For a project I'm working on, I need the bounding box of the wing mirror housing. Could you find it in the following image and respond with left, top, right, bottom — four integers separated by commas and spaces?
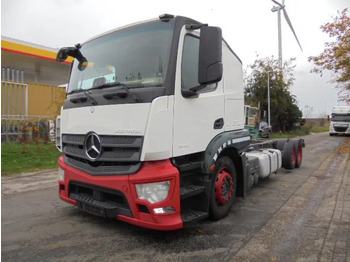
198, 26, 223, 86
56, 46, 87, 71
56, 47, 76, 62
187, 26, 223, 96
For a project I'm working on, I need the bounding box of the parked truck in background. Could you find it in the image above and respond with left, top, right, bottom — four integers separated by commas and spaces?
329, 106, 350, 136
56, 14, 304, 230
244, 105, 271, 138
244, 105, 259, 137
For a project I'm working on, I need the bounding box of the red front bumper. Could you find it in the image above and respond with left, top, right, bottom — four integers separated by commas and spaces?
58, 156, 183, 230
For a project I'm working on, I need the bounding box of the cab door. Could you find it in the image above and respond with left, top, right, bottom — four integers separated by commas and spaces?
173, 28, 224, 157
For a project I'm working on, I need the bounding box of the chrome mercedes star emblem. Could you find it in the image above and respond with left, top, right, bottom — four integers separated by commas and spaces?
84, 132, 102, 161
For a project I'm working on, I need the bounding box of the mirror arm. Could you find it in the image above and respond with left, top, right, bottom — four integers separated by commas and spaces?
181, 89, 199, 98
189, 84, 205, 92
74, 49, 86, 63
185, 23, 208, 30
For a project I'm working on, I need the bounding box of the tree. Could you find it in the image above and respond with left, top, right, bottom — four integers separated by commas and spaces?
308, 8, 350, 102
245, 56, 302, 132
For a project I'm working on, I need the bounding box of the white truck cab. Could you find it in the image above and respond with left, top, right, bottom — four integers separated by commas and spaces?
329, 106, 350, 136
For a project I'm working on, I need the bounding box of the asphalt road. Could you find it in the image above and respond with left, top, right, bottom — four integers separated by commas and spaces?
2, 133, 349, 262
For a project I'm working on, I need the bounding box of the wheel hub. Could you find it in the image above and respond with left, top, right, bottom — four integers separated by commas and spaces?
215, 169, 234, 205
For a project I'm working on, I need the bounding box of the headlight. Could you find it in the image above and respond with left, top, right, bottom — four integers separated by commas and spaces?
58, 167, 65, 181
135, 181, 171, 204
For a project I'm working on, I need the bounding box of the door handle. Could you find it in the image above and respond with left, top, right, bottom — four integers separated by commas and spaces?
214, 118, 224, 129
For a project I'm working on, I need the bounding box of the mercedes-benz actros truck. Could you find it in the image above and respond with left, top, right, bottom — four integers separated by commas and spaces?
56, 14, 304, 230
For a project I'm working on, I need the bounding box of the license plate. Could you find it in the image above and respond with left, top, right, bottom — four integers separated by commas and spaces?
81, 202, 106, 217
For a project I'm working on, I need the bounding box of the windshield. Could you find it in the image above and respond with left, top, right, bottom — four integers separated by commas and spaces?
331, 113, 350, 122
68, 20, 174, 93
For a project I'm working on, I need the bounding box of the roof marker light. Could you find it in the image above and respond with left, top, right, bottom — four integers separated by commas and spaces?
159, 14, 174, 22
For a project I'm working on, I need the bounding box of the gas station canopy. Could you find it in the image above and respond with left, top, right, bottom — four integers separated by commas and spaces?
1, 36, 72, 86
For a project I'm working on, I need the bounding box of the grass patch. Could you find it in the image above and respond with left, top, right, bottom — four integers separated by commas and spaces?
310, 125, 329, 133
270, 133, 295, 139
270, 125, 329, 139
1, 142, 62, 176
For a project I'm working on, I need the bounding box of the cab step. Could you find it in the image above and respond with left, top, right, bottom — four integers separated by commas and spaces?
176, 161, 203, 172
180, 185, 205, 200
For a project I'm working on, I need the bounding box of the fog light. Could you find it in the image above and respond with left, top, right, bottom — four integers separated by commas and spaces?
58, 168, 65, 181
135, 181, 170, 204
154, 207, 175, 214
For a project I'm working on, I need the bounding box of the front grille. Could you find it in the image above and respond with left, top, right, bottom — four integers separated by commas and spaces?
62, 134, 143, 175
334, 126, 348, 132
69, 181, 133, 218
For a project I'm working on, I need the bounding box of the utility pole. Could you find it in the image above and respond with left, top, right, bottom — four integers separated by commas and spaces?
267, 72, 271, 127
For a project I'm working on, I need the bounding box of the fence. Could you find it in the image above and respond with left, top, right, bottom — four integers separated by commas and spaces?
1, 115, 57, 143
1, 78, 62, 143
1, 81, 28, 116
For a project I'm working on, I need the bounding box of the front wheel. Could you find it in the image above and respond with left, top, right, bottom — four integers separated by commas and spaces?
294, 139, 303, 168
209, 156, 237, 221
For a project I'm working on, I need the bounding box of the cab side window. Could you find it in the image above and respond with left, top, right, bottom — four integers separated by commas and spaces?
181, 35, 216, 94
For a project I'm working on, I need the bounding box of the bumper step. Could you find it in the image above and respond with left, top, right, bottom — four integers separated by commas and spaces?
181, 209, 208, 223
70, 193, 133, 218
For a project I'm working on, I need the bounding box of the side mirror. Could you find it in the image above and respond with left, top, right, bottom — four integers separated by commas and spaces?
198, 26, 223, 85
56, 47, 76, 62
56, 46, 87, 71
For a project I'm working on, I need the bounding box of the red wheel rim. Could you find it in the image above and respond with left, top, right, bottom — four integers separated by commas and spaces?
298, 145, 302, 163
215, 168, 234, 206
292, 148, 297, 166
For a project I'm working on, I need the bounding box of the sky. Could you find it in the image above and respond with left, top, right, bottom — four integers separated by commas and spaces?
1, 0, 349, 117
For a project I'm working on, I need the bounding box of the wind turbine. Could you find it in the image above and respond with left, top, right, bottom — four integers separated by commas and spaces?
271, 0, 303, 69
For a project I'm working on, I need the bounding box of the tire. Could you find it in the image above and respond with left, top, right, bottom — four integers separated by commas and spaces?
253, 172, 259, 186
330, 133, 334, 136
276, 138, 288, 151
209, 156, 237, 221
293, 139, 303, 168
282, 141, 296, 170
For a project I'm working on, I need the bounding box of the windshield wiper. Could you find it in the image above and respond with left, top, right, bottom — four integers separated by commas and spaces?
67, 82, 122, 95
67, 88, 98, 105
90, 82, 143, 102
83, 90, 98, 105
67, 89, 84, 95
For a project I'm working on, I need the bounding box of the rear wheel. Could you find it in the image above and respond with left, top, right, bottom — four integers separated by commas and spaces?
209, 156, 237, 221
276, 138, 288, 151
282, 141, 296, 170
